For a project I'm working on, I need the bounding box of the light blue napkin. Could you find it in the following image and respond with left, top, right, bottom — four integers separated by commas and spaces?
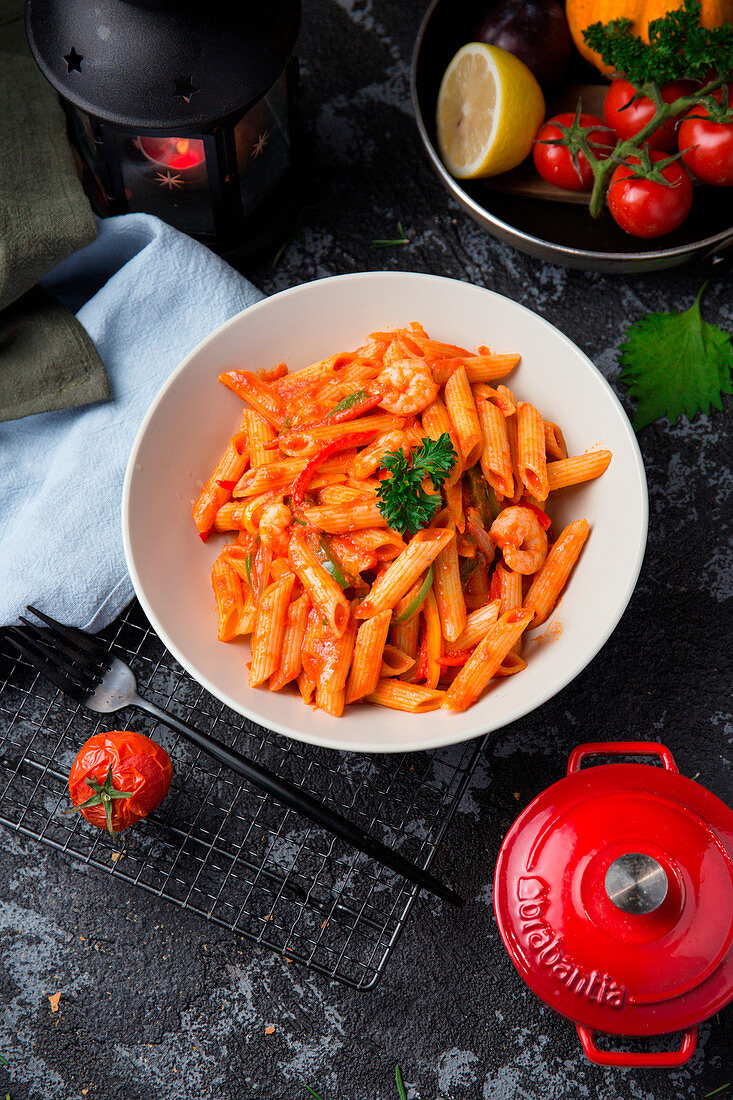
0, 214, 264, 631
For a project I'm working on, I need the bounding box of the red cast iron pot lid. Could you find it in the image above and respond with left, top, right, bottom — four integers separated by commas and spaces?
493, 742, 733, 1044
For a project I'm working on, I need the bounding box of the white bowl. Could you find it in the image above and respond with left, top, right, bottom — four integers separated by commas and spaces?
122, 272, 647, 754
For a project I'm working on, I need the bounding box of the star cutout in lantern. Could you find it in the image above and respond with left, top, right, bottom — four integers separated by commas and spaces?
155, 171, 185, 190
172, 76, 199, 104
251, 131, 270, 159
64, 47, 84, 73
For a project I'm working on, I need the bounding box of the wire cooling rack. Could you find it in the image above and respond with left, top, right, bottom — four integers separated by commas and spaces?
0, 600, 484, 990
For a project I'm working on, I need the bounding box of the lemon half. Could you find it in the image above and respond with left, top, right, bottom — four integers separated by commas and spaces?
436, 42, 545, 180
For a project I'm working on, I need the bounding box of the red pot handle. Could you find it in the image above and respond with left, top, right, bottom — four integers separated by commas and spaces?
567, 742, 678, 776
576, 1024, 697, 1068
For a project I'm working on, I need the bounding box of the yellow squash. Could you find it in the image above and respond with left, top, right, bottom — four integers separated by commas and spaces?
566, 0, 733, 76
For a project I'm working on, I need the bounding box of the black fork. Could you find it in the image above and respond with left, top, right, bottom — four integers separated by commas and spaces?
4, 607, 463, 907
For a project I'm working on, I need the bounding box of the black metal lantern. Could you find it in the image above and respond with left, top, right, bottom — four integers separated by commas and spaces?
26, 0, 301, 263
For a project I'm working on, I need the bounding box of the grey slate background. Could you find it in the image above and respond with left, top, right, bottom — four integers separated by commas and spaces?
1, 0, 732, 1097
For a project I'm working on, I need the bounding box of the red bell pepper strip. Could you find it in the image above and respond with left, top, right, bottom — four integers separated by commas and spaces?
522, 500, 551, 530
437, 648, 475, 667
414, 635, 429, 683
290, 430, 375, 505
217, 479, 238, 490
489, 567, 502, 602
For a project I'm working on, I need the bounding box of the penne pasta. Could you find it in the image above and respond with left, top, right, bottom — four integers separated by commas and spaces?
431, 353, 520, 387
380, 645, 415, 677
211, 554, 245, 642
355, 529, 454, 618
422, 588, 443, 690
192, 432, 249, 538
234, 453, 353, 498
219, 370, 286, 429
269, 593, 311, 691
444, 365, 483, 470
476, 396, 514, 500
278, 414, 403, 456
365, 680, 445, 712
288, 528, 351, 636
495, 652, 528, 676
523, 519, 590, 626
442, 608, 534, 711
297, 669, 316, 704
433, 523, 467, 643
242, 409, 278, 469
195, 323, 609, 718
546, 451, 612, 491
347, 430, 406, 480
516, 402, 549, 501
318, 484, 373, 505
346, 610, 392, 703
249, 572, 295, 686
302, 501, 387, 534
451, 599, 501, 650
473, 383, 516, 417
391, 617, 421, 683
316, 617, 358, 717
496, 561, 524, 656
421, 394, 461, 487
544, 420, 568, 461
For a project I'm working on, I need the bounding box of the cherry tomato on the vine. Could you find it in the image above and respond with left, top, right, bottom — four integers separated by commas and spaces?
533, 112, 615, 191
607, 151, 693, 238
604, 79, 696, 151
68, 730, 172, 834
679, 103, 733, 186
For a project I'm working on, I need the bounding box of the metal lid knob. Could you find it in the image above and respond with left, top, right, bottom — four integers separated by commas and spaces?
605, 853, 669, 915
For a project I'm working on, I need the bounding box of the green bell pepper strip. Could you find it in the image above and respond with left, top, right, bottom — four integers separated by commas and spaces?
459, 556, 479, 586
244, 552, 254, 589
326, 389, 370, 417
393, 564, 434, 625
467, 466, 501, 523
318, 536, 349, 590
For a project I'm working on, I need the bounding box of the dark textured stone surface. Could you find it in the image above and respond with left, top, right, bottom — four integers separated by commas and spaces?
1, 1, 732, 1097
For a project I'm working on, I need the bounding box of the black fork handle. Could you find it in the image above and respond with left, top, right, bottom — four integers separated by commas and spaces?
133, 694, 463, 908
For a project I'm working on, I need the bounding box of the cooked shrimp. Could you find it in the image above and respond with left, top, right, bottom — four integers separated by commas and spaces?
259, 501, 292, 557
371, 358, 438, 416
489, 506, 548, 575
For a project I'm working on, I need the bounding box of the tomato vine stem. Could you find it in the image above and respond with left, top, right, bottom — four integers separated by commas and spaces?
586, 74, 727, 218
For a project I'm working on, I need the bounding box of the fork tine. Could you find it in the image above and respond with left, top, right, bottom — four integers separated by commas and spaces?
9, 625, 101, 695
18, 616, 104, 677
26, 605, 108, 659
5, 629, 87, 703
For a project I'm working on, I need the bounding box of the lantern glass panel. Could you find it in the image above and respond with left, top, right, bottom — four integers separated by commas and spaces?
68, 107, 107, 201
115, 132, 215, 236
234, 73, 291, 217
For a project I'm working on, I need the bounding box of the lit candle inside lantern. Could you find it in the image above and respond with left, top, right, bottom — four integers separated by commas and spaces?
137, 136, 206, 170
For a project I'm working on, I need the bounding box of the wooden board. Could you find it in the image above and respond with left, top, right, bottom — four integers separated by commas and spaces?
484, 84, 608, 205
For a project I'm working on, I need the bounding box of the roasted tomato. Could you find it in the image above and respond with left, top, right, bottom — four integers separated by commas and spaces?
678, 102, 733, 186
604, 79, 696, 152
533, 111, 615, 191
68, 731, 172, 834
607, 151, 693, 238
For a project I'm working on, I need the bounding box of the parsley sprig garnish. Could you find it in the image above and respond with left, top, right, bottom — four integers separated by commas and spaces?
584, 0, 733, 85
563, 1, 733, 217
376, 433, 457, 536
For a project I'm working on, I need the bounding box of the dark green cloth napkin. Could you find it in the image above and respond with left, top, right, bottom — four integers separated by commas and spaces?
0, 3, 109, 421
